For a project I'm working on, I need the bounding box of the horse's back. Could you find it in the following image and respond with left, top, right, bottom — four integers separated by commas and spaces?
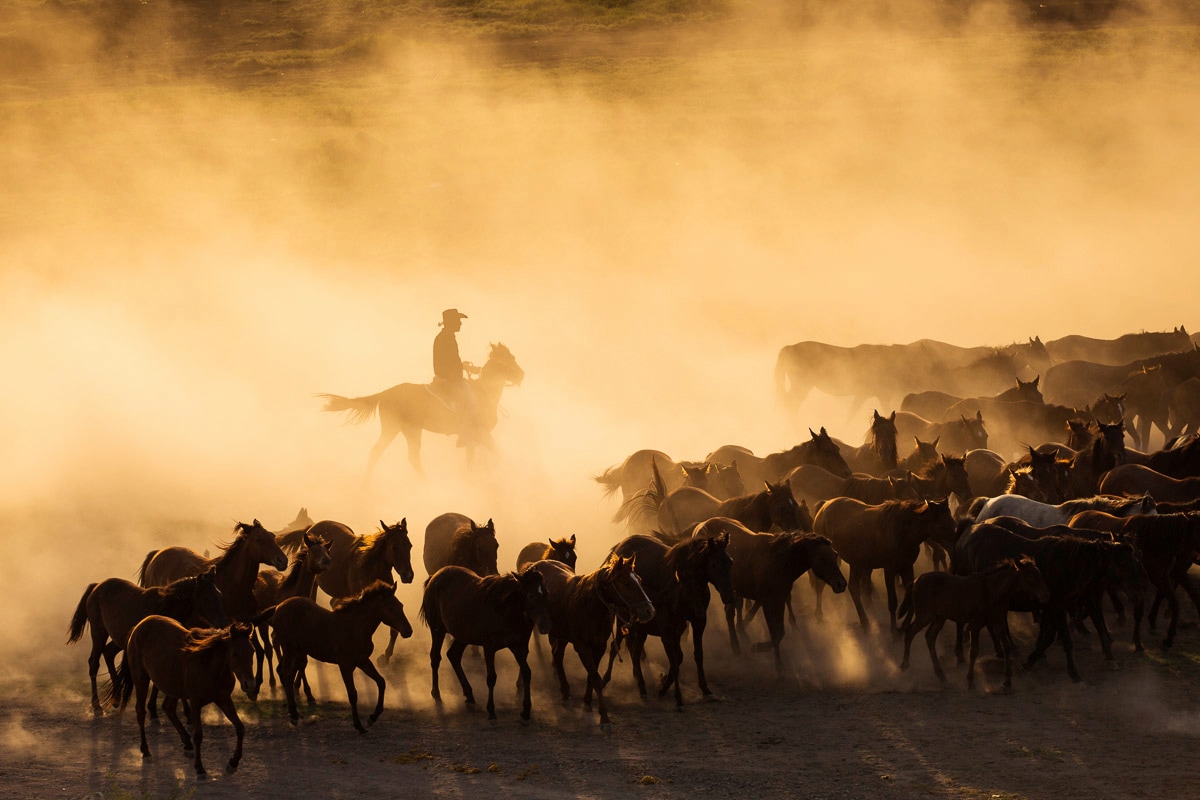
126, 614, 192, 695
786, 464, 846, 507
516, 542, 546, 571
660, 487, 720, 535
610, 535, 670, 588
141, 547, 207, 588
424, 512, 474, 575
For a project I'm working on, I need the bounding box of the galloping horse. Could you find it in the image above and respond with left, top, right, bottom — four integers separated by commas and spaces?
319, 343, 525, 476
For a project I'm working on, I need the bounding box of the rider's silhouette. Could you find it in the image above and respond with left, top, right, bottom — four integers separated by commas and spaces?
432, 309, 482, 447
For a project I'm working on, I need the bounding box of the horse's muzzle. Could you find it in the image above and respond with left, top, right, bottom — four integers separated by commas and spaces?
241, 679, 259, 701
400, 568, 415, 584
634, 602, 655, 624
831, 578, 848, 594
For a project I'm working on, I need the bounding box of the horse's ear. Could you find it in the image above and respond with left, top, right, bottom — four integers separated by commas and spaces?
820, 427, 828, 437
889, 410, 896, 422
252, 519, 261, 528
1033, 375, 1040, 387
763, 481, 772, 493
570, 534, 576, 545
549, 538, 556, 547
399, 517, 407, 530
380, 520, 387, 531
486, 518, 495, 532
976, 410, 983, 421
873, 409, 881, 421
932, 436, 940, 448
809, 428, 818, 439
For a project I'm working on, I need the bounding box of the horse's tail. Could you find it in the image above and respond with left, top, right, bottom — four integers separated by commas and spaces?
135, 550, 158, 588
67, 583, 97, 644
316, 392, 384, 425
593, 465, 623, 500
418, 578, 442, 631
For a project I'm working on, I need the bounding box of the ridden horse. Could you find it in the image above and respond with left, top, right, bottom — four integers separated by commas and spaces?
252, 531, 332, 689
1069, 511, 1200, 651
68, 570, 226, 714
319, 342, 525, 476
516, 535, 578, 571
421, 566, 552, 720
602, 533, 735, 705
423, 514, 500, 577
954, 527, 1141, 681
707, 428, 853, 484
115, 618, 257, 778
844, 410, 900, 476
531, 556, 654, 729
812, 499, 956, 635
278, 518, 415, 663
268, 581, 414, 733
1100, 463, 1200, 501
974, 493, 1156, 527
899, 557, 1049, 690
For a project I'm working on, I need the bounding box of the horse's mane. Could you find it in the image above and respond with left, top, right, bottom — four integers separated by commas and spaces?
476, 572, 523, 605
331, 580, 394, 613
1116, 511, 1200, 541
664, 536, 709, 574
768, 532, 832, 558
1057, 495, 1152, 515
1004, 465, 1035, 494
181, 622, 251, 654
210, 521, 258, 566
278, 550, 310, 594
450, 523, 495, 557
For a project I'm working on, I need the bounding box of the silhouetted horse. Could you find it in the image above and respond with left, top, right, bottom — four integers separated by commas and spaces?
68, 570, 227, 713
899, 557, 1049, 689
844, 410, 900, 476
115, 618, 257, 778
602, 533, 735, 705
694, 517, 847, 672
319, 342, 524, 476
894, 411, 989, 455
268, 581, 414, 733
595, 449, 694, 510
1101, 463, 1200, 501
252, 531, 331, 689
278, 518, 415, 663
424, 513, 499, 577
1044, 327, 1191, 365
422, 566, 552, 720
516, 535, 578, 571
650, 467, 808, 539
1144, 434, 1200, 479
531, 556, 654, 729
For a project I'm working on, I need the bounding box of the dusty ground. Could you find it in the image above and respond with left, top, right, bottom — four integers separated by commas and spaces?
8, 598, 1200, 800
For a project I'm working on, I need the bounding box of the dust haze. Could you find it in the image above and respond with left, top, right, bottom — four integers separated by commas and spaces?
2, 0, 1199, 691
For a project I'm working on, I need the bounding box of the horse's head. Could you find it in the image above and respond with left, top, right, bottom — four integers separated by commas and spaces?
227, 622, 259, 700
472, 519, 500, 575
712, 461, 746, 498
764, 480, 805, 532
914, 499, 956, 549
237, 519, 289, 571
302, 531, 333, 575
369, 581, 414, 638
1096, 420, 1127, 465
602, 554, 655, 624
548, 535, 577, 571
1011, 556, 1052, 605
939, 455, 972, 500
1027, 448, 1063, 504
182, 567, 228, 628
1024, 335, 1052, 371
381, 519, 415, 584
809, 427, 853, 478
808, 536, 847, 593
1065, 418, 1092, 451
484, 343, 524, 387
1006, 465, 1047, 503
961, 413, 989, 450
1014, 376, 1043, 404
870, 409, 899, 464
517, 567, 553, 635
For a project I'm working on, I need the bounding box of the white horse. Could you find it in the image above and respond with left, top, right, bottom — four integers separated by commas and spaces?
974, 493, 1156, 528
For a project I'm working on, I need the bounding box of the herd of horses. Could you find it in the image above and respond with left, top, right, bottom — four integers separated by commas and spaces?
64, 325, 1200, 780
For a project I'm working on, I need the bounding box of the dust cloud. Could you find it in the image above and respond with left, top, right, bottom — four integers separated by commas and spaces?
2, 0, 1199, 691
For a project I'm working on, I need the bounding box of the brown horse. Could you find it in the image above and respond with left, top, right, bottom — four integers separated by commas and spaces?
845, 410, 900, 476
421, 566, 552, 720
899, 557, 1050, 690
516, 535, 577, 571
139, 520, 290, 624
319, 342, 524, 476
693, 517, 847, 672
594, 449, 692, 510
423, 513, 499, 577
268, 581, 414, 733
277, 518, 415, 663
68, 570, 226, 713
707, 428, 853, 484
812, 499, 956, 635
252, 530, 332, 689
1099, 463, 1200, 502
531, 556, 654, 729
115, 617, 257, 778
894, 411, 989, 456
602, 533, 735, 705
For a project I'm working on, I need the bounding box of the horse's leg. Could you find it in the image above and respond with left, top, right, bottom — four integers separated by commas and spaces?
661, 632, 686, 708
628, 631, 648, 697
252, 626, 266, 692
400, 425, 424, 476
339, 663, 366, 733
189, 698, 207, 777
1087, 593, 1116, 663
148, 684, 160, 722
379, 627, 401, 666
483, 647, 499, 720
884, 568, 902, 639
575, 643, 611, 728
211, 694, 245, 774
1163, 577, 1182, 650
164, 696, 192, 752
135, 674, 152, 760
357, 658, 388, 726
967, 624, 982, 689
1055, 609, 1082, 682
514, 644, 533, 721
693, 615, 713, 697
751, 600, 787, 675
86, 630, 106, 713
954, 621, 966, 665
256, 623, 276, 689
724, 600, 741, 655
366, 418, 401, 481
550, 637, 571, 701
741, 600, 760, 631
279, 653, 301, 725
446, 638, 474, 705
810, 572, 826, 622
1025, 607, 1058, 669
578, 642, 596, 711
601, 623, 624, 687
926, 618, 947, 683
901, 607, 929, 672
428, 627, 445, 702
848, 565, 870, 629
1149, 589, 1164, 630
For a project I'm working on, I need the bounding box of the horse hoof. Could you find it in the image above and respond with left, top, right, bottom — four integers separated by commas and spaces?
356, 726, 368, 735
899, 662, 909, 672
488, 712, 498, 721
600, 722, 614, 733
226, 760, 239, 774
195, 772, 208, 781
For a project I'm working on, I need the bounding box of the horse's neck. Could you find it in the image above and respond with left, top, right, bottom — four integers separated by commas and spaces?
214, 548, 259, 598
473, 372, 507, 408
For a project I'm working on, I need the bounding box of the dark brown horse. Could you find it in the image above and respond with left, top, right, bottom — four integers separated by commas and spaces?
899, 557, 1049, 689
812, 499, 956, 635
277, 518, 415, 663
893, 411, 989, 456
594, 449, 691, 508
531, 556, 654, 729
694, 517, 847, 672
68, 570, 227, 713
844, 410, 900, 476
421, 566, 552, 720
319, 342, 524, 476
423, 513, 499, 577
252, 530, 332, 689
602, 533, 735, 705
1044, 327, 1191, 366
516, 535, 577, 571
268, 581, 414, 733
116, 618, 257, 778
651, 471, 809, 539
1100, 463, 1200, 502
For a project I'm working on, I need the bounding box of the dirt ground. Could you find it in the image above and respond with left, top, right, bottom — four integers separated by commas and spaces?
8, 596, 1200, 800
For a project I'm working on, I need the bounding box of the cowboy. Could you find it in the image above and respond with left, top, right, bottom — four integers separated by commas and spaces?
432, 308, 482, 446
